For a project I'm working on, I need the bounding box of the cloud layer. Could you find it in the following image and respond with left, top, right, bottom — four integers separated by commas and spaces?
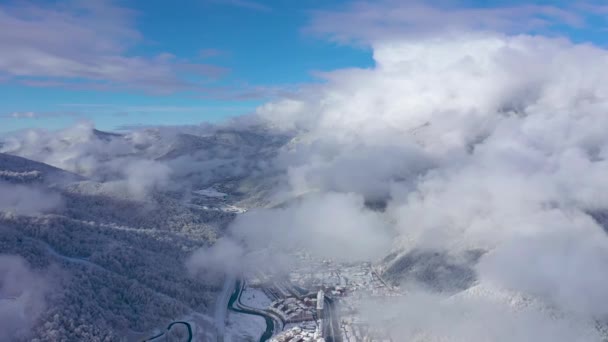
231, 192, 392, 262
248, 32, 608, 340
0, 182, 63, 215
0, 255, 50, 341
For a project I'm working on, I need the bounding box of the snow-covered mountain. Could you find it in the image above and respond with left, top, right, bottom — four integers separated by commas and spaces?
380, 248, 484, 293
5, 32, 608, 342
0, 126, 290, 341
0, 152, 83, 184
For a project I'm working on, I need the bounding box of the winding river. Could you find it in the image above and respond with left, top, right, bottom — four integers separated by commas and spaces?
142, 321, 193, 342
228, 280, 275, 342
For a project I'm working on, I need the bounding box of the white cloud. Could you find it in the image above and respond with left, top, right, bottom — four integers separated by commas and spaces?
4, 9, 608, 337
360, 288, 601, 342
253, 32, 608, 339
0, 182, 63, 215
305, 0, 596, 46
0, 122, 175, 199
122, 159, 171, 200
230, 192, 392, 262
10, 111, 36, 119
0, 255, 50, 341
186, 238, 246, 277
0, 1, 227, 94
478, 215, 608, 317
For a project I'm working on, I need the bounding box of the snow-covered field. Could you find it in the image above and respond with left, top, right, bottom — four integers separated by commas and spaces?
224, 312, 266, 342
241, 287, 272, 309
193, 187, 227, 198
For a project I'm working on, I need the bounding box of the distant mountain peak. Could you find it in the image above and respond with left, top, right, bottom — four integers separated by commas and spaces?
92, 129, 123, 141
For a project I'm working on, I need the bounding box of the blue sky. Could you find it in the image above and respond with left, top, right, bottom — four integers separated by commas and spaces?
1, 0, 606, 132
0, 0, 374, 132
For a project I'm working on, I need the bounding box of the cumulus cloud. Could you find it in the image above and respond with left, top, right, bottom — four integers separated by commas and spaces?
231, 192, 392, 262
478, 215, 608, 317
277, 140, 433, 201
1, 122, 132, 177
0, 122, 180, 199
0, 120, 287, 203
121, 159, 171, 200
360, 289, 602, 342
0, 255, 50, 341
249, 29, 608, 340
186, 238, 246, 277
186, 193, 392, 278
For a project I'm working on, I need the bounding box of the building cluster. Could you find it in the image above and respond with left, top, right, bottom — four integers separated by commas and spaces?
287, 259, 382, 296
270, 326, 326, 342
248, 253, 403, 342
269, 294, 318, 322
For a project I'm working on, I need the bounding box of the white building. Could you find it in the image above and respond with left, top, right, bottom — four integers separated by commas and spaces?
316, 289, 324, 318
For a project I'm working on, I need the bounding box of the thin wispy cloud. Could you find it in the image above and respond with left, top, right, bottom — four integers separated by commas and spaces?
305, 0, 603, 45
208, 0, 272, 12
0, 1, 228, 94
1, 111, 79, 120
8, 112, 36, 119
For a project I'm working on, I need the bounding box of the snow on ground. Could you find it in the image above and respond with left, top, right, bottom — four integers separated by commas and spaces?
224, 312, 266, 342
193, 187, 227, 198
220, 204, 247, 213
184, 312, 216, 342
241, 286, 272, 309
